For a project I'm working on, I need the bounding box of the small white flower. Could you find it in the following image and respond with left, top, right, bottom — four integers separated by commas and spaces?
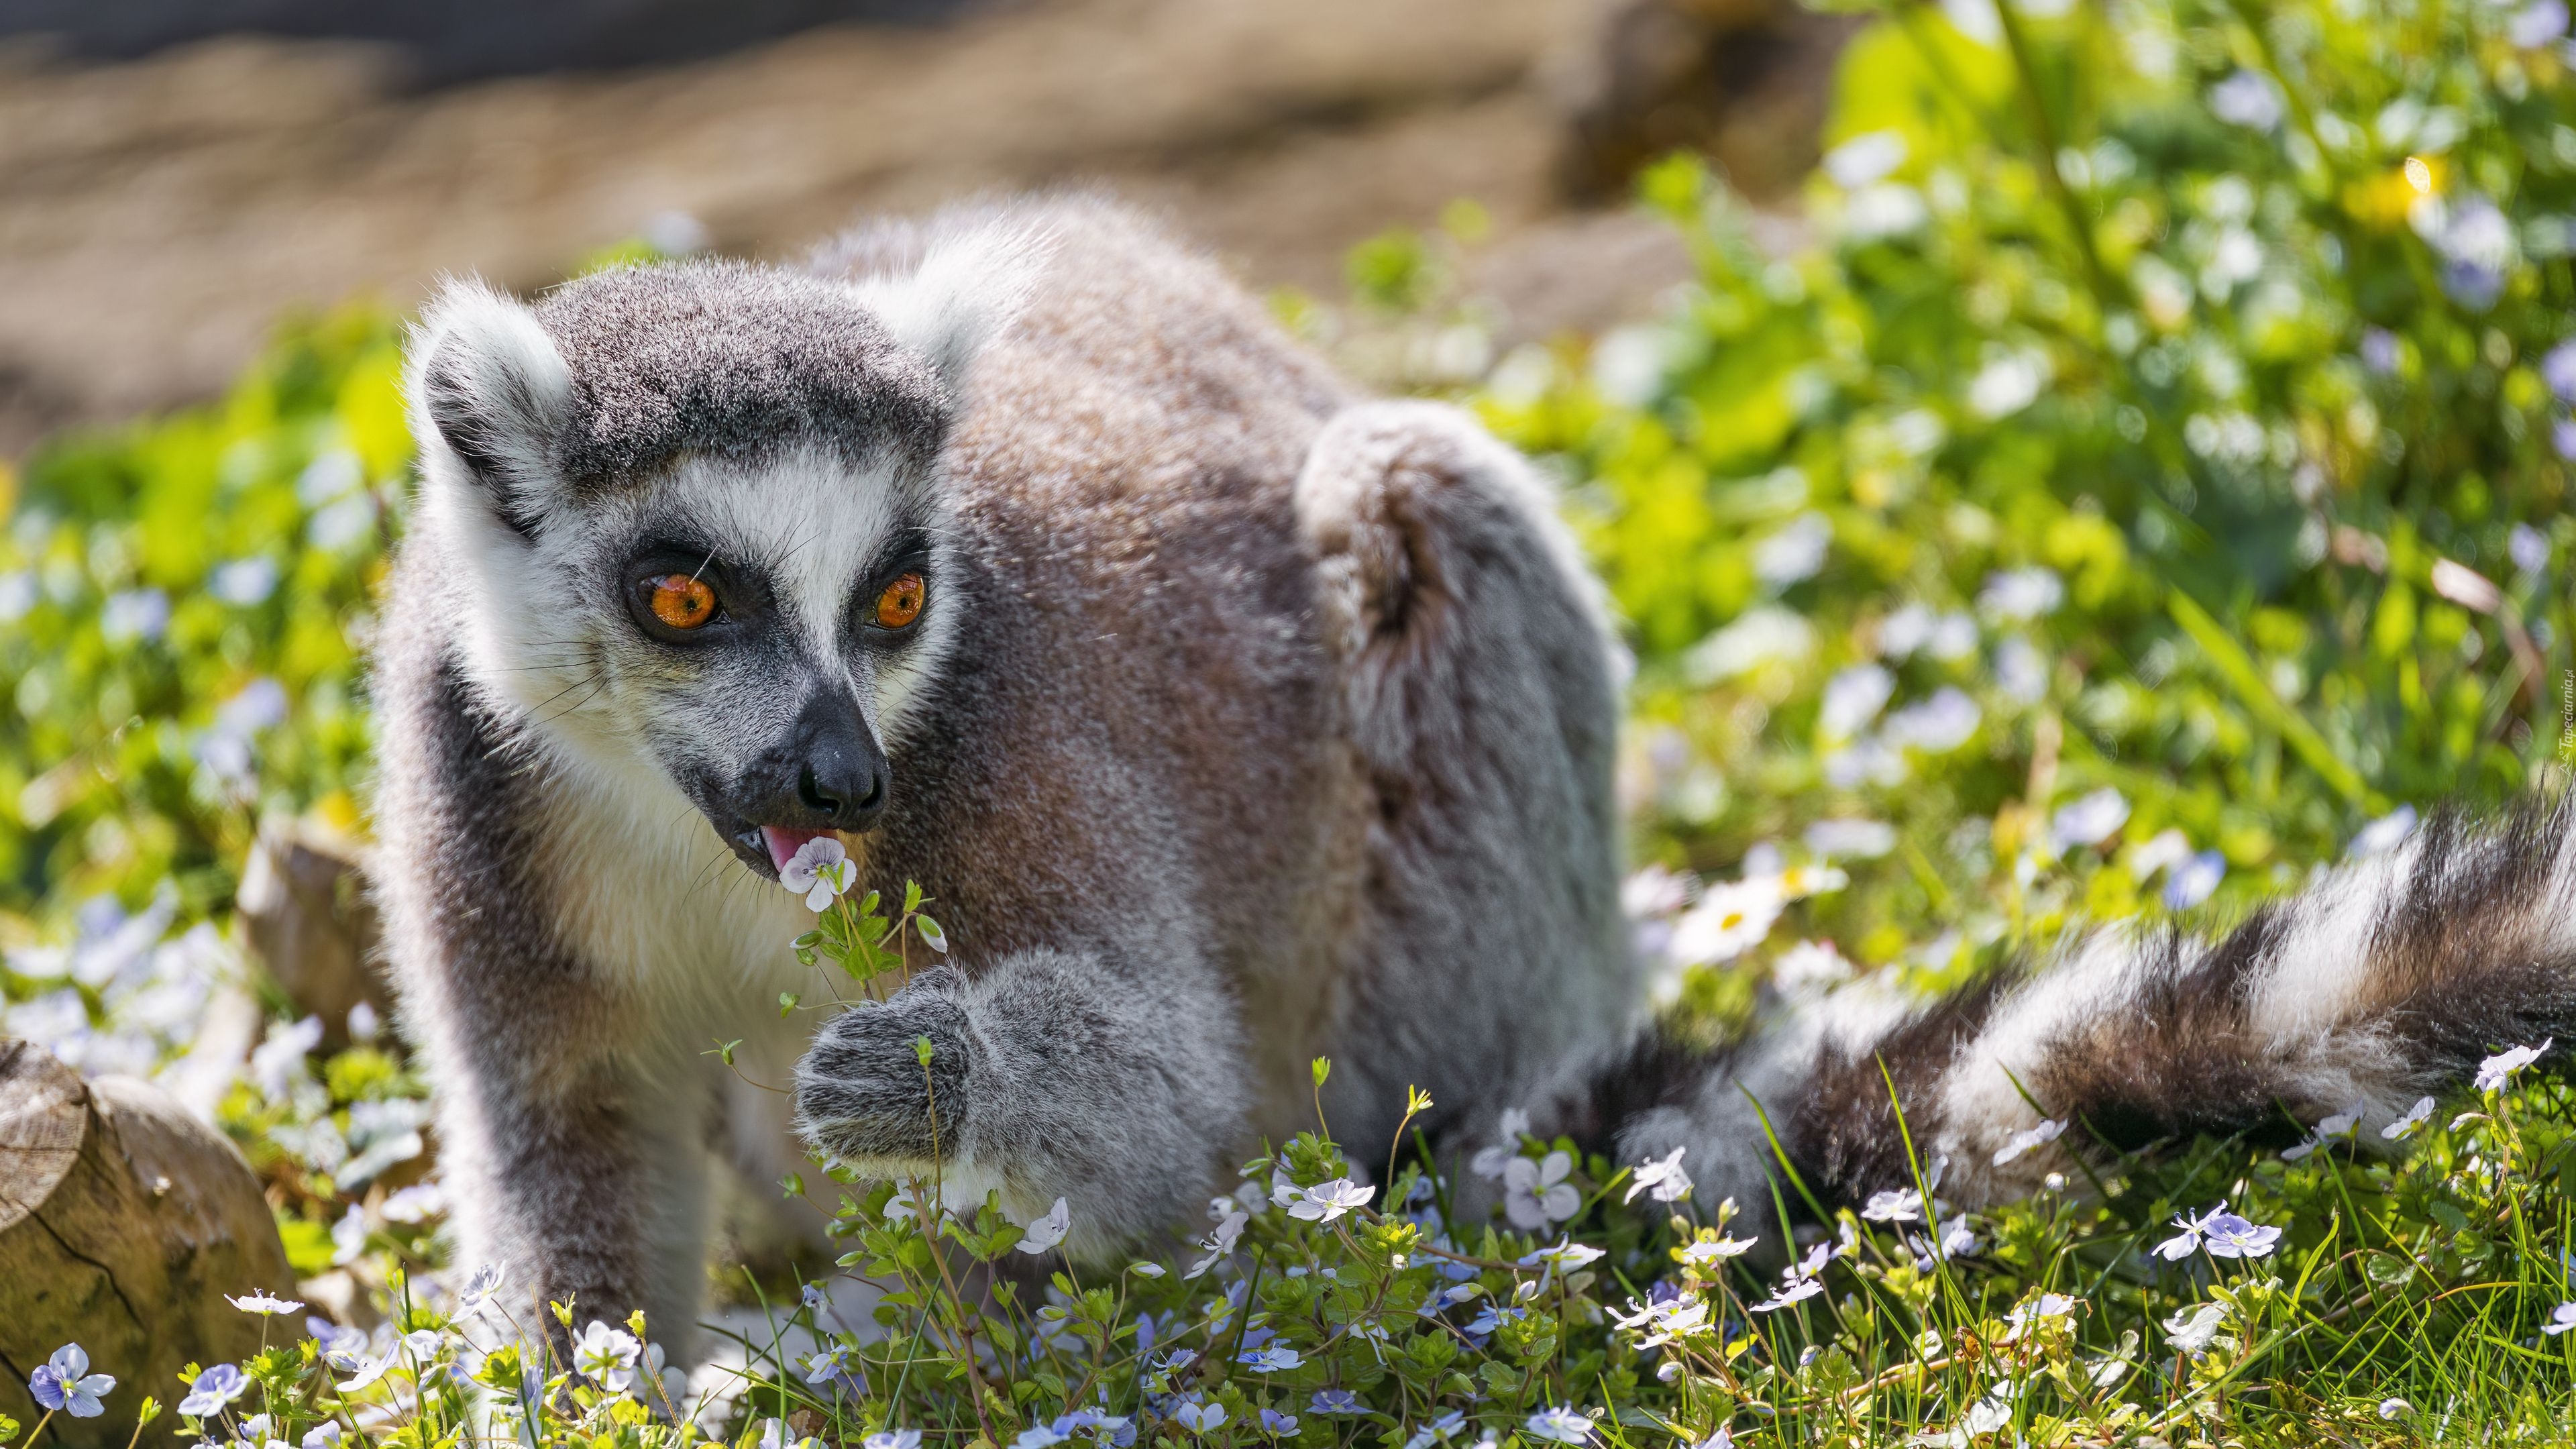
2477, 1039, 2551, 1092
1978, 566, 2064, 622
1175, 1401, 1228, 1434
1772, 939, 1854, 994
2156, 1203, 2224, 1260
574, 1320, 642, 1393
1819, 665, 1896, 742
1862, 1187, 1925, 1223
1016, 1197, 1073, 1254
1469, 1107, 1535, 1179
1624, 1146, 1692, 1203
1289, 1178, 1375, 1223
2049, 788, 2129, 850
1130, 1261, 1167, 1278
1675, 1235, 1756, 1266
1749, 1278, 1824, 1313
1881, 688, 1980, 753
863, 1432, 923, 1449
2350, 805, 2418, 857
2544, 1302, 2576, 1336
333, 1355, 392, 1394
228, 1290, 306, 1316
2381, 1095, 2438, 1140
916, 916, 949, 953
2209, 69, 2284, 129
2003, 1293, 2077, 1338
2378, 1397, 2412, 1419
778, 836, 853, 912
1967, 351, 2050, 421
2164, 1303, 2226, 1354
1610, 1293, 1711, 1349
1754, 513, 1833, 586
301, 1424, 343, 1449
1992, 1118, 2065, 1167
1667, 877, 1786, 969
1185, 1211, 1246, 1279
1824, 130, 1908, 189
1522, 1407, 1595, 1445
1503, 1152, 1580, 1230
1803, 818, 1895, 860
1960, 1396, 2012, 1436
1521, 1239, 1607, 1273
2283, 1103, 2366, 1161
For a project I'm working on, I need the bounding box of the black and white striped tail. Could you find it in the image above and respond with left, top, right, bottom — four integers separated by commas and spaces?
1571, 795, 2576, 1219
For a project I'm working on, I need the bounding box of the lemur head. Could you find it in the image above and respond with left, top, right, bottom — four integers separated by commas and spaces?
403, 229, 1039, 879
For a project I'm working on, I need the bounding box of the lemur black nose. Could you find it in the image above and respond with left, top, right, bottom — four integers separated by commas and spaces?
747, 692, 890, 835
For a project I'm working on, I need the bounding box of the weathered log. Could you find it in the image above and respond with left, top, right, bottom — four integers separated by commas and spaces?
236, 818, 386, 1051
0, 1040, 293, 1447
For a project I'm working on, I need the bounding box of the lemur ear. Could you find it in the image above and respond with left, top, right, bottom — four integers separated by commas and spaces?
406, 278, 572, 540
851, 218, 1055, 398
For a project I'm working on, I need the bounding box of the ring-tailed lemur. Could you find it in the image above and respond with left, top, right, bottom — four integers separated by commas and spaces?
374, 196, 1629, 1355
375, 193, 2573, 1360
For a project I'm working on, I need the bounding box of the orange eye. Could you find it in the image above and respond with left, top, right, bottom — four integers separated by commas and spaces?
875, 572, 926, 629
648, 574, 718, 630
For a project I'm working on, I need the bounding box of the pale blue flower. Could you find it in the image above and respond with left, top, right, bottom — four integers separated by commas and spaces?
29, 1344, 114, 1418
1978, 566, 2064, 622
1259, 1409, 1299, 1436
2381, 1095, 2437, 1140
100, 588, 170, 645
1309, 1390, 1364, 1415
1238, 1346, 1303, 1374
2050, 788, 2129, 850
1288, 1178, 1374, 1223
2543, 1303, 2576, 1336
1016, 1197, 1072, 1254
2512, 0, 2569, 47
2163, 849, 2224, 910
1174, 1401, 1228, 1435
1523, 1407, 1595, 1444
211, 557, 278, 606
2200, 1212, 2282, 1258
2210, 70, 2283, 129
180, 1363, 248, 1417
2477, 1039, 2551, 1091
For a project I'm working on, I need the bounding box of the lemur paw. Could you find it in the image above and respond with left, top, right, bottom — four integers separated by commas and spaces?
793, 967, 973, 1165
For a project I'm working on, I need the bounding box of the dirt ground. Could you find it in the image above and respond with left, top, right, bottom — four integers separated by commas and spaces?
0, 0, 1847, 453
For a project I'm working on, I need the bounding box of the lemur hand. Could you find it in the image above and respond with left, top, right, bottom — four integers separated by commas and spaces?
792, 967, 973, 1165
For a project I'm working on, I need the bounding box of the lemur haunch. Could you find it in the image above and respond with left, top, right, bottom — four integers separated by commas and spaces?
376, 195, 2575, 1360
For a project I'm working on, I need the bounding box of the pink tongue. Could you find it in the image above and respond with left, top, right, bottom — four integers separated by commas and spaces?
761, 824, 828, 873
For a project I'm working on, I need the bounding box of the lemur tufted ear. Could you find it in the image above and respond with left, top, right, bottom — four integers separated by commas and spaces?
849, 216, 1055, 399
406, 278, 573, 541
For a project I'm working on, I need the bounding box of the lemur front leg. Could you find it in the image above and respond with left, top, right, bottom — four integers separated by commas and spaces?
793, 950, 1247, 1256
420, 961, 716, 1360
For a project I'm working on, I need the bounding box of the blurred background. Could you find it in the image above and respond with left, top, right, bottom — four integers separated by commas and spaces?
0, 0, 1853, 453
